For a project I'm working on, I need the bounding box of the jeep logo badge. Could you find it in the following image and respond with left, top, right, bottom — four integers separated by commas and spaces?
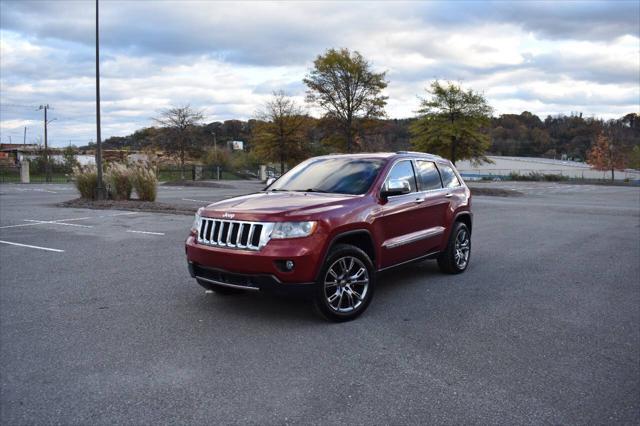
222, 212, 235, 219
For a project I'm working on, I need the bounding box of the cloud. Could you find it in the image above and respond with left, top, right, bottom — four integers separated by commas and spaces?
0, 0, 638, 146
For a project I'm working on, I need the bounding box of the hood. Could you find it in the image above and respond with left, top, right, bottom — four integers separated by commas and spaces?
201, 191, 356, 220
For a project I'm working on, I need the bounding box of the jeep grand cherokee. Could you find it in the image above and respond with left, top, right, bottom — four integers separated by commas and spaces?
186, 152, 472, 321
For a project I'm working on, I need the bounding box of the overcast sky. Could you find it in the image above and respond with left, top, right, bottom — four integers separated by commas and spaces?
1, 0, 638, 147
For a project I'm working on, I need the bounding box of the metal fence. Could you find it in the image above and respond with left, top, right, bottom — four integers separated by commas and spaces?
0, 167, 20, 183
157, 165, 259, 182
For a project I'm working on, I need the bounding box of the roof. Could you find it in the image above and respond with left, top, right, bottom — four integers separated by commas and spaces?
314, 151, 446, 162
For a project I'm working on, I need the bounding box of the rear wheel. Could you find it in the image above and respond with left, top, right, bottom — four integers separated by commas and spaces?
437, 222, 471, 274
313, 244, 375, 322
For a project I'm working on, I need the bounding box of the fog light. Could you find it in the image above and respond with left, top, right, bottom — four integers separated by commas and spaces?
285, 260, 295, 271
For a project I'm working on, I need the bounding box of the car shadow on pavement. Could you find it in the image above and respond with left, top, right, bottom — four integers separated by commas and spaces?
187, 259, 446, 324
192, 290, 320, 324
375, 259, 442, 295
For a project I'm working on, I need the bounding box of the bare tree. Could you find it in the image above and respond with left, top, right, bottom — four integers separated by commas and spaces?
253, 91, 309, 174
153, 105, 204, 179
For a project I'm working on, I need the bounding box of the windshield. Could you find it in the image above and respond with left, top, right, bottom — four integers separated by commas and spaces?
268, 157, 385, 195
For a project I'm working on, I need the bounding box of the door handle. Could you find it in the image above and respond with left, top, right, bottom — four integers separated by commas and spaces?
445, 193, 453, 198
415, 197, 425, 203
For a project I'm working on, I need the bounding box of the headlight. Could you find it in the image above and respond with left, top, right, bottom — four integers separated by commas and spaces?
271, 221, 317, 239
191, 209, 202, 234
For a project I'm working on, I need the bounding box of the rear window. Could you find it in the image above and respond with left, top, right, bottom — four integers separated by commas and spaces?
438, 165, 461, 188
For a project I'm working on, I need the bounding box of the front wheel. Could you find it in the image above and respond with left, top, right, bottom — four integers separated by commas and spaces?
437, 222, 471, 274
313, 244, 375, 322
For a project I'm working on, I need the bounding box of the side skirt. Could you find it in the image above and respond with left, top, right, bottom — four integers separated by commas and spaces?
377, 250, 441, 273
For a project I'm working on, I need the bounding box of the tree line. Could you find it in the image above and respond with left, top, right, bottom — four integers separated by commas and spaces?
89, 48, 639, 175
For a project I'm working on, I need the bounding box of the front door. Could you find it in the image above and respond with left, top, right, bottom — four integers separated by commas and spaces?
378, 160, 431, 268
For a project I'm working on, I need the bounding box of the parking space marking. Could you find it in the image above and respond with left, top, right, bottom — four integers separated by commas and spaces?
15, 188, 58, 194
0, 213, 137, 230
100, 212, 139, 217
126, 230, 165, 236
0, 240, 64, 252
182, 198, 214, 204
22, 220, 93, 228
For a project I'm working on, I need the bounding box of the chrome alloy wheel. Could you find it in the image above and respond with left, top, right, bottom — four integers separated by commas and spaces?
324, 256, 370, 313
454, 228, 471, 269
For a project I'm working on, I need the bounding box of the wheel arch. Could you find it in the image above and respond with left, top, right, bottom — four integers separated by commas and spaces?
315, 229, 377, 281
454, 211, 473, 234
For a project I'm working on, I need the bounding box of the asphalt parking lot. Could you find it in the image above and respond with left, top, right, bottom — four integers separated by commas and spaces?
1, 181, 638, 424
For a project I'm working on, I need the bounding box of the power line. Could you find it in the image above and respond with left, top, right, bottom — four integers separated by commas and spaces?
0, 103, 40, 109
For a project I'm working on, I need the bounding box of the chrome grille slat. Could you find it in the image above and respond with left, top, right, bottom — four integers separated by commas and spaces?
197, 218, 273, 251
247, 224, 255, 245
236, 223, 244, 247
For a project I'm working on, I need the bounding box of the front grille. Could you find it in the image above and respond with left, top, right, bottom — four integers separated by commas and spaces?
197, 218, 273, 250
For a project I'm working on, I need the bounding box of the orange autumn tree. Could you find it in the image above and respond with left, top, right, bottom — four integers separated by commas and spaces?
587, 132, 627, 181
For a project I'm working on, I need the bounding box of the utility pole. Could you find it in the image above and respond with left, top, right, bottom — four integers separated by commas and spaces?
39, 104, 52, 182
94, 0, 105, 199
23, 126, 27, 146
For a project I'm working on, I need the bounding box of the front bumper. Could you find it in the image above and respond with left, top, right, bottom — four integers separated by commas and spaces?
187, 262, 315, 297
185, 233, 326, 294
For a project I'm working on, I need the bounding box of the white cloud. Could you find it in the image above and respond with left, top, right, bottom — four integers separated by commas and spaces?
0, 0, 638, 146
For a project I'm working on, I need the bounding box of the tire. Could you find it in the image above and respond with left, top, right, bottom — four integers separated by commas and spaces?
196, 279, 244, 295
313, 244, 375, 322
437, 222, 471, 274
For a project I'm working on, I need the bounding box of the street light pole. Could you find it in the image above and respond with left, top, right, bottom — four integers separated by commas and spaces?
39, 104, 52, 183
94, 0, 105, 199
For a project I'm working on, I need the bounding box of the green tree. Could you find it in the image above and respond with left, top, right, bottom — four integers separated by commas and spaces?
303, 48, 387, 152
62, 145, 79, 173
410, 81, 493, 164
153, 105, 204, 179
252, 91, 309, 174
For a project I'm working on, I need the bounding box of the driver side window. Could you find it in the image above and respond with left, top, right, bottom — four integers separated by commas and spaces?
383, 160, 417, 193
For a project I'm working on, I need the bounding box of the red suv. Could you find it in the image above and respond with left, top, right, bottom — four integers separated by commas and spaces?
186, 152, 472, 321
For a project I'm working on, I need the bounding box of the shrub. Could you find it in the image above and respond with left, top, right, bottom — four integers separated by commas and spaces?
74, 165, 98, 199
105, 163, 132, 200
131, 164, 157, 201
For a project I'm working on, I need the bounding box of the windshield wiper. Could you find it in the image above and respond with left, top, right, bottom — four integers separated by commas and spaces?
286, 188, 333, 193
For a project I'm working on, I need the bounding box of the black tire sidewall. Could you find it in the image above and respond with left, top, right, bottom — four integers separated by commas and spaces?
313, 244, 376, 322
446, 222, 471, 273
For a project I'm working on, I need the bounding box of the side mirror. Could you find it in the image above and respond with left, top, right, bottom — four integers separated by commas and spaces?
380, 179, 411, 198
265, 177, 276, 188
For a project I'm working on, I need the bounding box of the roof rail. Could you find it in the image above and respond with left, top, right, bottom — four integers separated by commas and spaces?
396, 150, 442, 158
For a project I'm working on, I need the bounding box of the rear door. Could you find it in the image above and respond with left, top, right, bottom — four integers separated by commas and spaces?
436, 163, 467, 231
378, 160, 431, 268
414, 160, 450, 251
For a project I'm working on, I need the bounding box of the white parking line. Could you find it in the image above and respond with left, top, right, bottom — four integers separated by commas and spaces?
126, 230, 165, 236
101, 212, 139, 217
0, 213, 138, 230
182, 198, 214, 204
0, 216, 94, 229
0, 240, 64, 252
22, 220, 93, 228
